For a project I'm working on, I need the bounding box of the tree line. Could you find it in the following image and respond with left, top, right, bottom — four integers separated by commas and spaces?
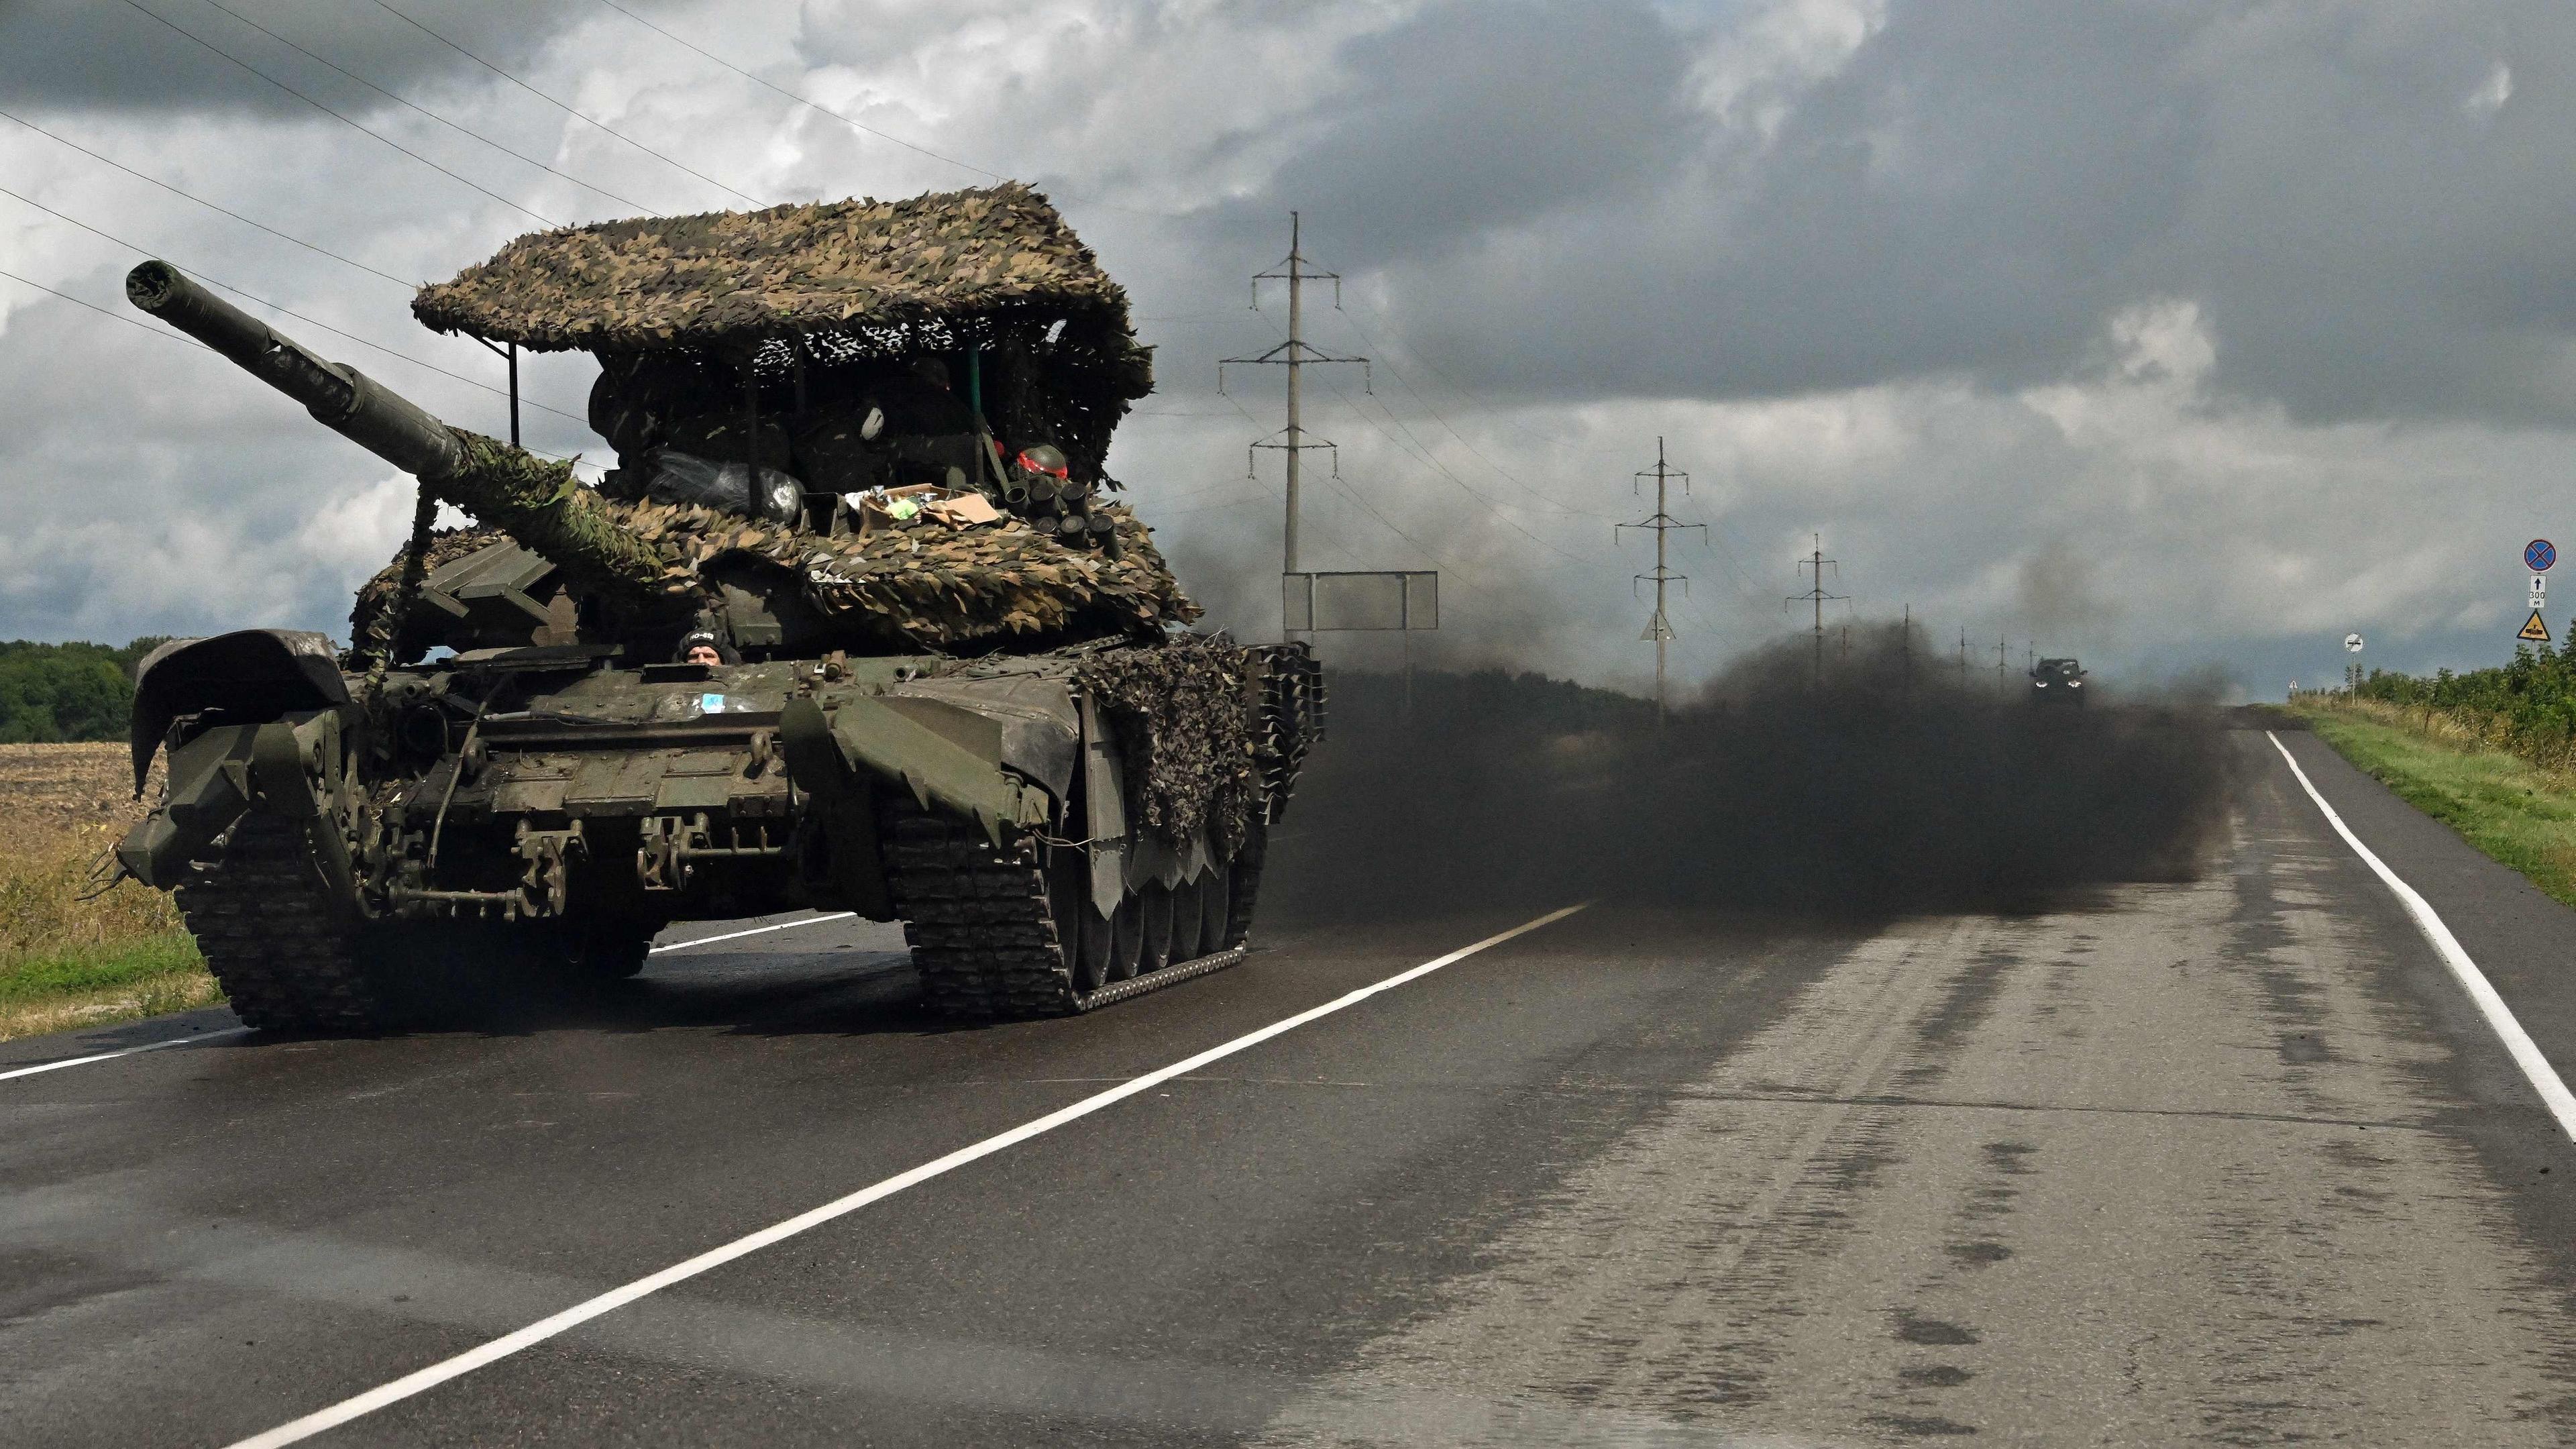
2349, 639, 2576, 765
0, 640, 164, 743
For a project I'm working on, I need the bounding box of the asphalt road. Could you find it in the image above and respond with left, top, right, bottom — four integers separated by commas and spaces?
5, 724, 2575, 1446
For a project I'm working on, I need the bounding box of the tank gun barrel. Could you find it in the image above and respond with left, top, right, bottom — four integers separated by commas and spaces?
125, 261, 465, 482
125, 260, 670, 601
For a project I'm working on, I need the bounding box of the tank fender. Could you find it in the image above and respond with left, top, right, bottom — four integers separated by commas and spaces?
127, 629, 347, 796
776, 699, 895, 920
879, 674, 1081, 800
113, 711, 354, 899
115, 724, 258, 889
801, 693, 1049, 848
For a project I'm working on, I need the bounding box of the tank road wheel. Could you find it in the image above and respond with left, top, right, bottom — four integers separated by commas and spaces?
1136, 885, 1175, 975
878, 802, 1256, 1020
174, 814, 384, 1034
1168, 875, 1207, 963
1198, 863, 1232, 953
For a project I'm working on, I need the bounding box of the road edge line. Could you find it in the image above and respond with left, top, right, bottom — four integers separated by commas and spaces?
222, 902, 1595, 1448
648, 912, 858, 954
0, 1026, 250, 1083
2267, 730, 2576, 1140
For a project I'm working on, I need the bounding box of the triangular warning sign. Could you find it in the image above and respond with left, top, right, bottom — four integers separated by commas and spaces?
2520, 610, 2552, 643
1642, 610, 1676, 643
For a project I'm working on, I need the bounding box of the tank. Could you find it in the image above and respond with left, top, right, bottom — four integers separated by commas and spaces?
109, 184, 1324, 1032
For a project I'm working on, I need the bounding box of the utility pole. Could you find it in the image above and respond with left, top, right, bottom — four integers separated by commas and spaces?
1996, 634, 2008, 693
1958, 628, 1968, 684
1220, 213, 1368, 639
1616, 437, 1704, 726
1902, 604, 1913, 695
1786, 535, 1847, 691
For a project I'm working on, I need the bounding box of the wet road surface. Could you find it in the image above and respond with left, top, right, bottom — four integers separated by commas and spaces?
3, 727, 2572, 1446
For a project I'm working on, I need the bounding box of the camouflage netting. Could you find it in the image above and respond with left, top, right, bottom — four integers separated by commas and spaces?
413, 184, 1154, 479
616, 497, 1197, 649
353, 497, 1199, 655
411, 182, 1134, 355
1078, 640, 1258, 857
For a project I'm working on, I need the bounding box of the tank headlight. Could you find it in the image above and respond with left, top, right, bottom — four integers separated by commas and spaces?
2035, 681, 2047, 687
2069, 680, 2082, 688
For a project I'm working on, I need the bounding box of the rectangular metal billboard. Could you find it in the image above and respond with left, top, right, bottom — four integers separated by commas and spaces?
1283, 570, 1438, 632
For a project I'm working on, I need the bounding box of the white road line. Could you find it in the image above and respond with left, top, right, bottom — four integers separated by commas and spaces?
2268, 731, 2576, 1141
648, 912, 858, 955
0, 1026, 251, 1083
2, 914, 851, 1086
223, 902, 1593, 1448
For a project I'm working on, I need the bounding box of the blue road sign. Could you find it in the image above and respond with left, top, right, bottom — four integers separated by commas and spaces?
2530, 539, 2557, 572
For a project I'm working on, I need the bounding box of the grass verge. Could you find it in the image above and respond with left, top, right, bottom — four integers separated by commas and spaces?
0, 936, 221, 1043
0, 743, 221, 1044
2289, 696, 2576, 909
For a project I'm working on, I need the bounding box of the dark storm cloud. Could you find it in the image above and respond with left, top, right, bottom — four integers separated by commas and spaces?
0, 0, 678, 117
1249, 0, 2576, 427
1249, 0, 1696, 264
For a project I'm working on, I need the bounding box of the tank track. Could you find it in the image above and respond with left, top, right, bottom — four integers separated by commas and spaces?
172, 814, 384, 1034
881, 806, 1246, 1018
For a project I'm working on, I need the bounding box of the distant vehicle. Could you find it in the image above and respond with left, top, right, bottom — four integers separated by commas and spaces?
2029, 657, 2088, 705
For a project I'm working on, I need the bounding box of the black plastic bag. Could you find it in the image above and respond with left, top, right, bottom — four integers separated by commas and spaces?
636, 447, 804, 523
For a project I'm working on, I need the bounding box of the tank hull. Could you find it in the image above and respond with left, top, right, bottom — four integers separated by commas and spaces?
119, 631, 1322, 1030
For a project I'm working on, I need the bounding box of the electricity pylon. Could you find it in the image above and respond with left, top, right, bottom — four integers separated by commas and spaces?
1615, 437, 1704, 725
1219, 212, 1368, 638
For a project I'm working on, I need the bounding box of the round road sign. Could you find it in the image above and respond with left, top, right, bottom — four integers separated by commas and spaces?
2345, 633, 2364, 652
2530, 539, 2557, 572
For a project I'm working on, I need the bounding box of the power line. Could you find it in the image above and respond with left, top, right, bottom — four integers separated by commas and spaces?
1328, 300, 1601, 457
184, 0, 659, 214
1212, 377, 1395, 573
366, 0, 767, 211
584, 0, 1003, 184
0, 187, 586, 425
0, 108, 418, 289
111, 0, 560, 228
1330, 305, 1624, 523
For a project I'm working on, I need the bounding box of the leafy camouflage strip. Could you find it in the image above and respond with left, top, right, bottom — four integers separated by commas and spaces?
606, 496, 1201, 648
437, 431, 673, 598
1079, 640, 1258, 856
411, 183, 1131, 354
353, 494, 1201, 653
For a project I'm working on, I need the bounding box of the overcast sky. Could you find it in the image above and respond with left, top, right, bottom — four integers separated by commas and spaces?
2, 0, 2569, 697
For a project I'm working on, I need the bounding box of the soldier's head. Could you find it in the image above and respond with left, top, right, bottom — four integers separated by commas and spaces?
679, 631, 724, 667
910, 356, 951, 391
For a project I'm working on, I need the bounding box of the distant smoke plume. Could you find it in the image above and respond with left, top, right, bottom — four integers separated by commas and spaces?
2015, 540, 2119, 641
1263, 622, 2231, 923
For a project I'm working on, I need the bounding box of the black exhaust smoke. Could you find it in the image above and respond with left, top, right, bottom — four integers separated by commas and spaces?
1263, 623, 2233, 922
